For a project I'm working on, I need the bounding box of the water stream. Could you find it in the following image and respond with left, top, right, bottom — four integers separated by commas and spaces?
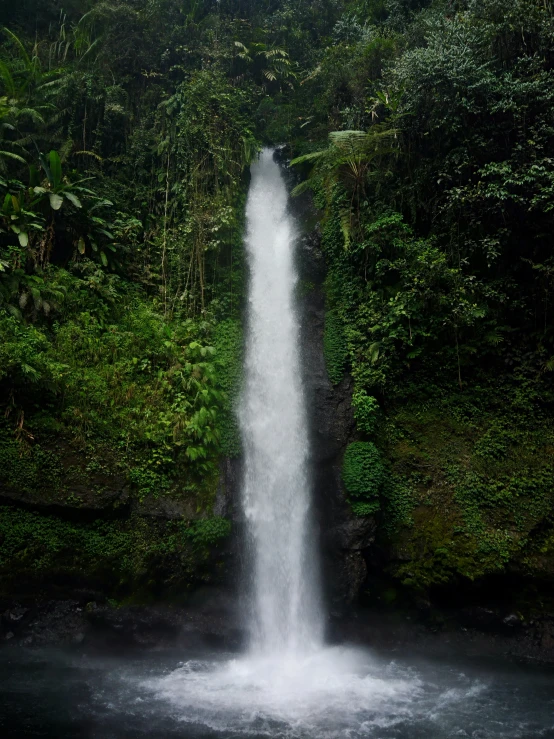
239, 147, 322, 656
1, 150, 554, 738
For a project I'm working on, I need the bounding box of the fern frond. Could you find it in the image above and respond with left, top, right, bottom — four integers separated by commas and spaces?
2, 28, 33, 72
290, 150, 327, 166
290, 179, 314, 197
74, 150, 103, 161
0, 150, 26, 163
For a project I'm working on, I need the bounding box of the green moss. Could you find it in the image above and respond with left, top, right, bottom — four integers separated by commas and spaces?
0, 438, 63, 499
127, 466, 171, 499
381, 396, 554, 591
383, 473, 415, 533
185, 517, 232, 547
0, 505, 231, 598
324, 309, 348, 385
389, 505, 480, 590
214, 318, 243, 457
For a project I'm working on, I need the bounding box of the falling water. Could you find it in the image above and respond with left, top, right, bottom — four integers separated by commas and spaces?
239, 148, 322, 655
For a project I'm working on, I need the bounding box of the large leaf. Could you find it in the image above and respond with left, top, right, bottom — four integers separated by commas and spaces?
64, 191, 82, 208
6, 304, 23, 321
29, 164, 40, 187
49, 192, 63, 210
77, 236, 86, 254
49, 150, 62, 188
17, 231, 28, 247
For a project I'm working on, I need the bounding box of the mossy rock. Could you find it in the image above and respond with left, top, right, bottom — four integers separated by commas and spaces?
0, 435, 129, 511
0, 505, 231, 600
381, 399, 554, 592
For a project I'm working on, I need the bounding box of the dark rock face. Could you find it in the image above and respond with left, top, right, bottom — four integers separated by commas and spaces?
332, 607, 554, 665
132, 495, 198, 519
296, 225, 375, 613
0, 597, 245, 650
1, 601, 87, 647
215, 457, 243, 522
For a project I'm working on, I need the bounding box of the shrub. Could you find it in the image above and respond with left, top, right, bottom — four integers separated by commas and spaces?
342, 441, 385, 515
352, 389, 380, 435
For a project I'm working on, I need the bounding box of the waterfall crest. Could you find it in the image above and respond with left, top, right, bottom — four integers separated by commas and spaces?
239, 148, 322, 655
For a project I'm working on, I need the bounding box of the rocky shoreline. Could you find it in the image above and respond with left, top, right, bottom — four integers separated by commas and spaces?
2, 595, 553, 667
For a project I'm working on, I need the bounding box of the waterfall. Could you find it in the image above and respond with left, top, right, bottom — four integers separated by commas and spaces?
239, 148, 322, 655
145, 150, 424, 736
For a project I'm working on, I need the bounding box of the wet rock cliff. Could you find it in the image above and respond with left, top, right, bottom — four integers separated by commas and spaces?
296, 226, 376, 615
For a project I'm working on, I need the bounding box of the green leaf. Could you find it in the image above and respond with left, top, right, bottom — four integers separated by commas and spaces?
29, 164, 40, 188
49, 193, 63, 210
17, 231, 28, 247
64, 192, 82, 208
49, 150, 62, 188
77, 236, 86, 254
368, 342, 381, 364
100, 250, 108, 266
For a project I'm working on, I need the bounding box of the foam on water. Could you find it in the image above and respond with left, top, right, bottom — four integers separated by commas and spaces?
139, 646, 501, 738
144, 646, 424, 737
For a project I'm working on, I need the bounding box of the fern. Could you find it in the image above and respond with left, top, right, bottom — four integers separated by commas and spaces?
291, 126, 398, 246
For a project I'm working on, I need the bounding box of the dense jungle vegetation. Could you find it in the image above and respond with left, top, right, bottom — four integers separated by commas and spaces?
1, 0, 553, 610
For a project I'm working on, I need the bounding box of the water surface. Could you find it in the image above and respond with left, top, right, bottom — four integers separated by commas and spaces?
1, 645, 553, 738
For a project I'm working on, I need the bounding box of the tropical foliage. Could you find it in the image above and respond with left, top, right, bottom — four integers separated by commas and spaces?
2, 0, 554, 606
288, 0, 554, 602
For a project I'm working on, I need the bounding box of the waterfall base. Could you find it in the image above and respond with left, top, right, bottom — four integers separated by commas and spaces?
4, 641, 550, 738
144, 646, 422, 736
